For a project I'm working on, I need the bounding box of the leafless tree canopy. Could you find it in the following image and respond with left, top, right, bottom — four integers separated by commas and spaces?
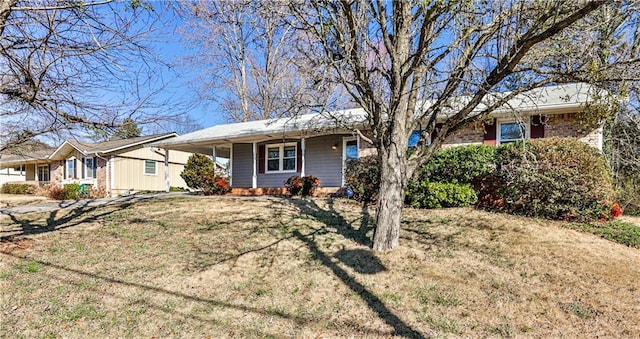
0, 0, 178, 152
180, 0, 343, 123
289, 0, 640, 251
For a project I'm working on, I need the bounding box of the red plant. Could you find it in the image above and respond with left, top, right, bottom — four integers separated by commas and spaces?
611, 202, 623, 219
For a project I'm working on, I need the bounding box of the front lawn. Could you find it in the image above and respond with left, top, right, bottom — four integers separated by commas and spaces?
1, 197, 638, 338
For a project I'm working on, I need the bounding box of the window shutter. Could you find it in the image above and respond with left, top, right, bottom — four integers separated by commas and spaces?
93, 157, 97, 178
296, 141, 302, 172
63, 160, 66, 179
81, 158, 85, 179
258, 144, 265, 174
530, 115, 545, 139
73, 159, 77, 178
483, 119, 497, 145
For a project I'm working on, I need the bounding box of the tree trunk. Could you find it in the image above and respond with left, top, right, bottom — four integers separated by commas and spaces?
372, 146, 405, 252
0, 0, 17, 37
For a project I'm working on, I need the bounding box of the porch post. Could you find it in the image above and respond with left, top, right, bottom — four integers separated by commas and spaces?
229, 144, 233, 186
252, 142, 257, 188
300, 137, 306, 177
34, 162, 39, 181
212, 146, 217, 173
164, 149, 170, 192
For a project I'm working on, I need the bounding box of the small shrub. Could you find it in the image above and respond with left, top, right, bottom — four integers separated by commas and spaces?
344, 155, 380, 203
417, 144, 496, 186
59, 184, 81, 200
169, 186, 188, 192
201, 175, 230, 196
284, 175, 320, 196
43, 183, 64, 200
615, 177, 640, 216
479, 138, 614, 221
565, 220, 640, 248
1, 183, 36, 195
180, 153, 216, 191
406, 181, 478, 209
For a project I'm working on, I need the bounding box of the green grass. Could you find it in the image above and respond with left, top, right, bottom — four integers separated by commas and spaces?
565, 220, 640, 248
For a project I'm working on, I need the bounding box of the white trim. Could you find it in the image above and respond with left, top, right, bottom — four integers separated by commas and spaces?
264, 142, 297, 173
164, 149, 170, 192
300, 138, 306, 177
496, 118, 530, 145
83, 157, 95, 179
229, 145, 233, 186
342, 137, 358, 186
252, 142, 258, 188
144, 160, 157, 176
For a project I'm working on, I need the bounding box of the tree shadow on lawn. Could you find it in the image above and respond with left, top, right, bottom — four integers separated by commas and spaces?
3, 251, 397, 338
0, 202, 135, 242
290, 198, 374, 247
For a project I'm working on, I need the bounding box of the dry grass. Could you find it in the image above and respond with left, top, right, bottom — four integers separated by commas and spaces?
0, 194, 51, 208
1, 196, 638, 338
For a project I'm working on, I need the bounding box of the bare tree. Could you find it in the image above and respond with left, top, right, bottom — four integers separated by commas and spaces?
290, 1, 640, 251
0, 0, 180, 152
179, 0, 340, 122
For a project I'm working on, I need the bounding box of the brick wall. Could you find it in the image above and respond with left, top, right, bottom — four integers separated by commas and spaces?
96, 157, 107, 190
442, 122, 485, 148
545, 113, 601, 149
49, 161, 63, 185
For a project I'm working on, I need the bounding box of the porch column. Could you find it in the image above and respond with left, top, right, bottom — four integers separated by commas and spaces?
212, 146, 217, 172
252, 142, 257, 188
300, 137, 306, 177
34, 162, 39, 181
164, 149, 170, 192
229, 145, 233, 186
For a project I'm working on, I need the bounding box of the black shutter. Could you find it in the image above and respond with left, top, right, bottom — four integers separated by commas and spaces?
296, 141, 302, 172
63, 160, 67, 179
81, 158, 85, 179
73, 159, 77, 178
93, 157, 97, 178
258, 144, 265, 174
483, 119, 497, 145
530, 115, 545, 139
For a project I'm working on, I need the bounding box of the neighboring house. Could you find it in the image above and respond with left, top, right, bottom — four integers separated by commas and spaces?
152, 83, 605, 192
0, 134, 192, 197
0, 148, 56, 186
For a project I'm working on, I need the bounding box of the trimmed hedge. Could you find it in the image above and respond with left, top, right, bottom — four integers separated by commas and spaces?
1, 183, 36, 195
406, 181, 478, 209
416, 144, 496, 186
285, 175, 320, 196
479, 138, 614, 221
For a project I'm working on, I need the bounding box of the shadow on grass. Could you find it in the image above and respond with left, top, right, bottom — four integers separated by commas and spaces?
3, 250, 396, 338
290, 198, 374, 247
293, 230, 424, 338
0, 194, 160, 241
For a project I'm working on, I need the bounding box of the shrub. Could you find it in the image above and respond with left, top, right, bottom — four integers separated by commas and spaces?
479, 138, 614, 221
60, 183, 82, 200
201, 175, 231, 195
43, 183, 63, 200
1, 183, 36, 195
615, 177, 639, 216
565, 220, 640, 248
417, 145, 496, 186
344, 155, 380, 203
406, 181, 478, 209
180, 153, 216, 191
284, 175, 320, 196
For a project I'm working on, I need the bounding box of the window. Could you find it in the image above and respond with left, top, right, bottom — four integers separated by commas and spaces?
344, 139, 358, 160
84, 157, 95, 179
498, 120, 527, 144
37, 165, 50, 182
266, 143, 297, 172
66, 159, 75, 179
13, 165, 25, 172
144, 160, 157, 175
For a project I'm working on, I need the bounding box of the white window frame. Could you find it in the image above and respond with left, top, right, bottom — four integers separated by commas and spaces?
37, 164, 50, 182
84, 157, 95, 179
497, 118, 529, 145
65, 159, 75, 179
144, 160, 157, 176
265, 142, 297, 173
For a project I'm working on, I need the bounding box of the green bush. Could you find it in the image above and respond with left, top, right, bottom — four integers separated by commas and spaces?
344, 155, 380, 203
417, 145, 496, 186
565, 220, 640, 248
615, 177, 640, 216
1, 183, 36, 195
406, 181, 478, 208
200, 175, 230, 195
479, 138, 614, 221
180, 153, 217, 192
59, 183, 81, 200
284, 175, 320, 196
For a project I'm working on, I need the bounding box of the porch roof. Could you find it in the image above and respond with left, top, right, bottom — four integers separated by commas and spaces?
0, 148, 55, 168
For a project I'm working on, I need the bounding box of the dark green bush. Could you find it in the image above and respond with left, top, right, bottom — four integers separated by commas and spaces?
344, 155, 380, 203
1, 183, 36, 195
406, 181, 478, 208
284, 175, 320, 196
180, 153, 216, 191
479, 138, 614, 221
416, 144, 496, 186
